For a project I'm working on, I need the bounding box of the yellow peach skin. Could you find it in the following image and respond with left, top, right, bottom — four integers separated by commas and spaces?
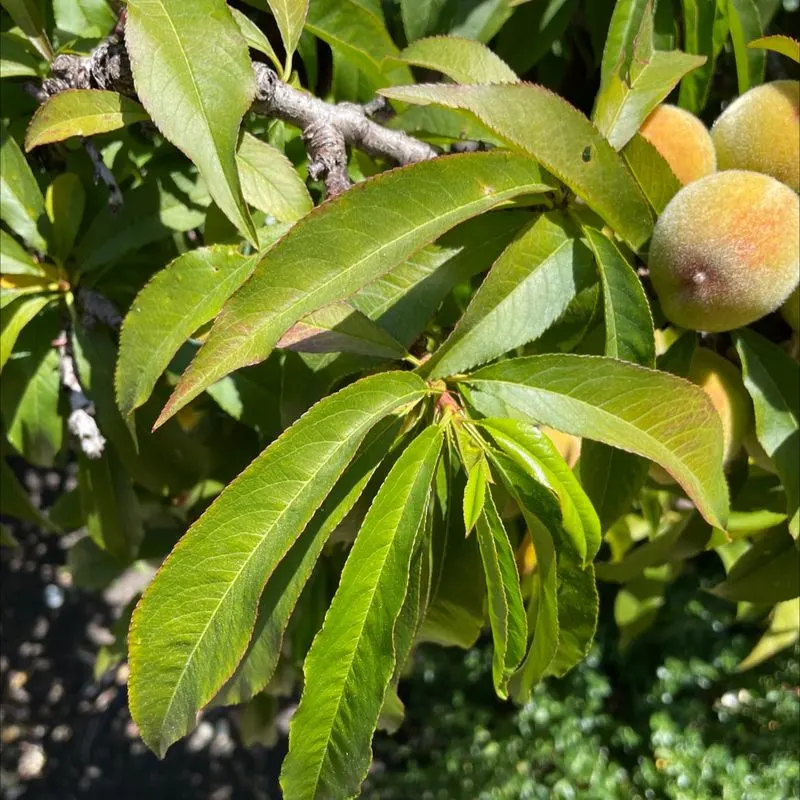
711, 80, 799, 192
640, 104, 717, 185
649, 171, 800, 332
651, 348, 752, 482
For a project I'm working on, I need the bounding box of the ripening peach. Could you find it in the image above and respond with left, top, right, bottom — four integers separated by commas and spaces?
542, 426, 581, 468
516, 532, 537, 577
649, 170, 800, 332
639, 104, 716, 185
711, 80, 799, 192
651, 348, 753, 483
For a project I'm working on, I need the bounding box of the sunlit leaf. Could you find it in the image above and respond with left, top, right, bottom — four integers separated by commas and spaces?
213, 417, 405, 707
128, 371, 426, 756
25, 90, 149, 150
380, 82, 654, 249
125, 0, 257, 242
230, 6, 282, 71
621, 132, 681, 214
394, 35, 518, 84
266, 0, 309, 73
236, 132, 313, 223
0, 293, 52, 372
1, 123, 48, 252
461, 355, 729, 529
158, 152, 552, 426
476, 490, 527, 696
747, 34, 800, 62
594, 5, 706, 150
422, 212, 595, 379
281, 427, 443, 800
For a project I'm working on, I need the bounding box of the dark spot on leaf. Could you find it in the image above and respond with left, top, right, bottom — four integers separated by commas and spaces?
582, 146, 591, 163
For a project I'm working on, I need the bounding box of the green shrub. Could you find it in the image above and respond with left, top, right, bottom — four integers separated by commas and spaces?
367, 569, 800, 800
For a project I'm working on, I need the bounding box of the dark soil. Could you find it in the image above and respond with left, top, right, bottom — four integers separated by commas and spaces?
1, 467, 284, 800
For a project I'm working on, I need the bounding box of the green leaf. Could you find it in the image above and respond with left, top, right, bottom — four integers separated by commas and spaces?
0, 524, 19, 547
596, 511, 710, 582
678, 0, 722, 113
45, 173, 85, 263
158, 152, 552, 425
735, 330, 799, 538
0, 293, 52, 372
75, 172, 210, 272
728, 0, 765, 94
213, 416, 405, 707
585, 227, 654, 366
125, 0, 257, 243
476, 490, 527, 697
547, 556, 598, 677
380, 83, 654, 250
578, 445, 649, 533
566, 227, 655, 534
266, 0, 308, 73
0, 230, 43, 276
463, 454, 489, 534
281, 426, 443, 800
230, 6, 282, 71
711, 527, 799, 603
78, 446, 144, 563
621, 132, 681, 214
52, 0, 116, 38
24, 90, 149, 151
476, 417, 602, 563
420, 461, 486, 647
597, 0, 648, 91
277, 301, 408, 359
1, 123, 48, 252
494, 0, 579, 76
460, 354, 730, 529
738, 598, 800, 671
128, 371, 426, 756
236, 132, 313, 222
116, 245, 258, 422
593, 6, 706, 150
394, 35, 518, 84
488, 453, 560, 695
0, 311, 63, 468
305, 0, 411, 88
0, 31, 41, 78
747, 34, 800, 63
400, 0, 448, 42
449, 0, 513, 42
0, 0, 53, 60
422, 212, 595, 379
351, 210, 530, 348
0, 454, 54, 529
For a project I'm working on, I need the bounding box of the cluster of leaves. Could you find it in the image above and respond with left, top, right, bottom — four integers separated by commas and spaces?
0, 1, 797, 798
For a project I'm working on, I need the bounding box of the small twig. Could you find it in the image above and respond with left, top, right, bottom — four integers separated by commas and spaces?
303, 121, 351, 197
33, 28, 440, 202
55, 331, 106, 459
82, 138, 123, 212
252, 63, 438, 168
